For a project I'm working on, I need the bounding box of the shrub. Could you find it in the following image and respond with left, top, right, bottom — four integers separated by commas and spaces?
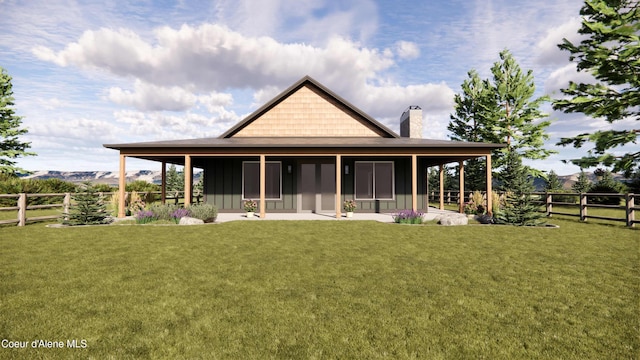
148, 203, 178, 221
136, 210, 158, 224
588, 171, 626, 205
491, 191, 503, 215
62, 183, 111, 226
189, 203, 218, 223
128, 191, 146, 215
0, 175, 78, 206
392, 210, 424, 224
92, 183, 115, 193
126, 180, 160, 203
171, 208, 191, 223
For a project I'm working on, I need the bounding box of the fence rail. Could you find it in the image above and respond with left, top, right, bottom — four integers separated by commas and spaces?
0, 191, 201, 226
429, 190, 638, 227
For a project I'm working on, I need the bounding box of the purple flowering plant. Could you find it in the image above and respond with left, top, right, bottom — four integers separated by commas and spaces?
171, 208, 191, 223
136, 210, 158, 224
392, 210, 424, 224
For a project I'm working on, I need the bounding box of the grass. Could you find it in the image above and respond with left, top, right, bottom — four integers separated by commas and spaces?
430, 202, 632, 227
0, 220, 638, 359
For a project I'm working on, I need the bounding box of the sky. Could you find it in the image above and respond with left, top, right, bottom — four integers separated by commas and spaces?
0, 0, 636, 175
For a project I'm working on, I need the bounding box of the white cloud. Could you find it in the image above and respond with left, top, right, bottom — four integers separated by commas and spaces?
544, 63, 596, 95
395, 40, 420, 60
33, 24, 397, 93
33, 23, 447, 126
113, 110, 239, 140
108, 80, 197, 111
535, 17, 584, 66
37, 97, 65, 110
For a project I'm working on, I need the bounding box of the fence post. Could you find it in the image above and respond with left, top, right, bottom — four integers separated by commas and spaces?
17, 193, 26, 227
626, 193, 635, 228
446, 191, 451, 205
580, 193, 587, 222
63, 193, 71, 220
546, 192, 552, 217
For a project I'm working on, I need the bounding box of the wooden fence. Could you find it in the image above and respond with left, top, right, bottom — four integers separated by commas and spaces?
429, 190, 639, 227
0, 191, 201, 227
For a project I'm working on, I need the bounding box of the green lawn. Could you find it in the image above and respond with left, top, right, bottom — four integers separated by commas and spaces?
0, 220, 638, 359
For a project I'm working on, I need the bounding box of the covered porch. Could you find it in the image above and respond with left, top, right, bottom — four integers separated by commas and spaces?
112, 142, 497, 219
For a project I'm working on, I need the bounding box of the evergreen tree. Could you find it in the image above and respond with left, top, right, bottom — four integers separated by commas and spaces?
589, 169, 627, 205
62, 183, 111, 225
428, 165, 458, 194
553, 0, 639, 175
448, 50, 554, 187
545, 170, 563, 191
166, 164, 184, 192
495, 151, 546, 226
627, 167, 640, 194
0, 66, 35, 175
487, 50, 555, 172
448, 70, 495, 191
572, 170, 592, 193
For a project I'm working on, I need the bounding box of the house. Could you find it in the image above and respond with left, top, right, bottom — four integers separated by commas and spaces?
104, 76, 504, 218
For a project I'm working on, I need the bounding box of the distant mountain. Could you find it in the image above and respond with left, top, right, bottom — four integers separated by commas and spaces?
20, 170, 202, 186
552, 172, 628, 191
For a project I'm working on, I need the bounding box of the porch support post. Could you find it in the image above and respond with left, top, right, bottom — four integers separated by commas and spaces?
336, 154, 342, 218
459, 161, 465, 214
260, 155, 266, 218
118, 154, 126, 218
439, 164, 444, 210
161, 161, 166, 205
486, 155, 493, 215
184, 155, 192, 207
411, 155, 418, 211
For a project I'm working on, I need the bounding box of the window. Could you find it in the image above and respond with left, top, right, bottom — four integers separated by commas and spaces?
355, 161, 394, 200
243, 161, 282, 200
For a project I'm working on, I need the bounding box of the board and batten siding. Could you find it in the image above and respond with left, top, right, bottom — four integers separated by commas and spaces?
203, 158, 297, 212
339, 157, 428, 213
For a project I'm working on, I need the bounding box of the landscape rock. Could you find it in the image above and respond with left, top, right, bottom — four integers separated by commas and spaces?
436, 213, 469, 226
179, 216, 205, 225
475, 214, 494, 224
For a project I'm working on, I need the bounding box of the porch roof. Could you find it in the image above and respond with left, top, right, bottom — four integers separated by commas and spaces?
104, 136, 505, 150
104, 136, 505, 168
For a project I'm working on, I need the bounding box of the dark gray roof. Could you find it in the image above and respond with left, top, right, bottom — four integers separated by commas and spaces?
104, 136, 505, 150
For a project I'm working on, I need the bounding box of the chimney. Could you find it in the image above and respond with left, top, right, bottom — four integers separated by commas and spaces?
400, 106, 422, 138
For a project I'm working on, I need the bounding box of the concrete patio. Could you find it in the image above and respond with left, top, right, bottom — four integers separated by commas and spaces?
215, 207, 457, 223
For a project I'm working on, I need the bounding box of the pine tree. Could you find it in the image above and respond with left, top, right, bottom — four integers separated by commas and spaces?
572, 170, 592, 193
589, 169, 626, 205
448, 70, 495, 191
448, 50, 554, 185
166, 164, 184, 192
553, 0, 639, 175
62, 183, 111, 225
0, 66, 35, 175
495, 152, 546, 226
545, 170, 563, 191
488, 50, 555, 173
